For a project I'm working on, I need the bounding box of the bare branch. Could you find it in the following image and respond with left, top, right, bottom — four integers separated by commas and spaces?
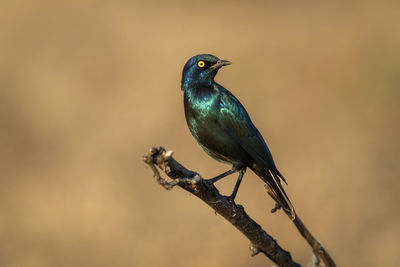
143, 146, 300, 267
292, 216, 335, 267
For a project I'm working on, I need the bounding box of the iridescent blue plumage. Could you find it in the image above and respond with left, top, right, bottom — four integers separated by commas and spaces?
181, 54, 295, 219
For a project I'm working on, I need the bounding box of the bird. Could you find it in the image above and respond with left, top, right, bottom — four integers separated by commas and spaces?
181, 54, 295, 219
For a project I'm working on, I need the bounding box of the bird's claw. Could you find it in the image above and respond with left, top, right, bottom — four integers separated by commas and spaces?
225, 195, 239, 216
271, 202, 281, 214
225, 195, 237, 207
226, 195, 234, 203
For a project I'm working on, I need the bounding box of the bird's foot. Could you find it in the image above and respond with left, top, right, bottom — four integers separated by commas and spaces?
225, 194, 238, 207
225, 194, 235, 203
271, 202, 281, 214
225, 194, 240, 216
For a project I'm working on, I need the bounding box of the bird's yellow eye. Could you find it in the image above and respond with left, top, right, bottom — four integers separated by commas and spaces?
197, 61, 205, 68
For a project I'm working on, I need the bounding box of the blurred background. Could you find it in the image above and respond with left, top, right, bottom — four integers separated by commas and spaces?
1, 1, 399, 266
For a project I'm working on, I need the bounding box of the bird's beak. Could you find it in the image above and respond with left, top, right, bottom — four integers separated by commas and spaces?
210, 59, 232, 69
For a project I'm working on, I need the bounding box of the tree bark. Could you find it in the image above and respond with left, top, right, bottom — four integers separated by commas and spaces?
143, 146, 301, 267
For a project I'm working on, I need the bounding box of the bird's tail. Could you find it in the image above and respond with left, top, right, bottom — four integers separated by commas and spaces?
251, 166, 296, 220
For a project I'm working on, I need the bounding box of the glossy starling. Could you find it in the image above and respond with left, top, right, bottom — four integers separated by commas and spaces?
181, 54, 295, 219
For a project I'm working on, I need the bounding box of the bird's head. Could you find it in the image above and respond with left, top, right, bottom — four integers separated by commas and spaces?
181, 54, 231, 91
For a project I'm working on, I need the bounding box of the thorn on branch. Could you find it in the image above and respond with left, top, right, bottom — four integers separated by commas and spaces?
271, 202, 281, 214
307, 250, 322, 267
249, 242, 261, 257
313, 249, 321, 266
264, 184, 282, 214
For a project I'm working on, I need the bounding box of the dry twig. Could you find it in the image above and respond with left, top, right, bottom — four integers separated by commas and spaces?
143, 146, 336, 267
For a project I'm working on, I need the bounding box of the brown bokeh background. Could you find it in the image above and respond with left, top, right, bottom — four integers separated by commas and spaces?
1, 1, 399, 266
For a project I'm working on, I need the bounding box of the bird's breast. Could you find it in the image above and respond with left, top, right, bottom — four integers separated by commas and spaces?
184, 91, 246, 164
184, 92, 219, 138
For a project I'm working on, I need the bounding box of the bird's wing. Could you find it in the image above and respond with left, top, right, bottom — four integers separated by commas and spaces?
217, 89, 277, 171
217, 88, 295, 218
